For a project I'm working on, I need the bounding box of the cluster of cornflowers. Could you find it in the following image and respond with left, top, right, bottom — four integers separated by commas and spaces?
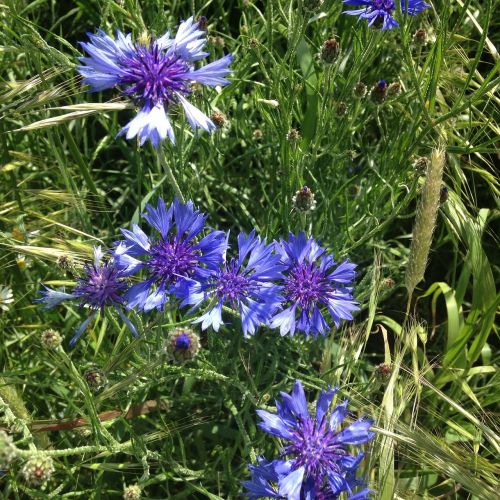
37, 198, 359, 345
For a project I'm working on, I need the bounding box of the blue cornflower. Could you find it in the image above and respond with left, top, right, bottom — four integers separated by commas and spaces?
270, 233, 359, 337
114, 198, 226, 312
36, 247, 137, 346
244, 381, 374, 499
343, 0, 430, 30
179, 230, 284, 337
77, 16, 233, 145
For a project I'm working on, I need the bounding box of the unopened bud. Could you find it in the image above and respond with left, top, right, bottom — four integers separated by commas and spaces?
387, 82, 401, 97
286, 128, 300, 142
252, 128, 263, 140
292, 186, 317, 213
83, 366, 107, 392
210, 111, 226, 128
336, 102, 348, 116
414, 28, 428, 45
440, 186, 449, 204
0, 431, 17, 468
370, 80, 388, 105
20, 455, 55, 487
123, 484, 142, 500
165, 328, 201, 363
41, 329, 62, 349
353, 82, 367, 99
320, 39, 339, 64
412, 156, 430, 174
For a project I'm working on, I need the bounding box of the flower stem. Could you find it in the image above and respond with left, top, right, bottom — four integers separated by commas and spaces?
156, 145, 185, 203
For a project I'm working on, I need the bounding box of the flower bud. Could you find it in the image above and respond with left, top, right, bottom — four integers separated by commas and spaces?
387, 82, 401, 97
292, 186, 317, 213
41, 329, 62, 349
83, 366, 107, 392
286, 128, 300, 142
414, 28, 428, 45
123, 484, 142, 500
353, 82, 367, 99
210, 111, 226, 128
440, 186, 449, 204
370, 80, 388, 104
165, 328, 201, 363
20, 455, 55, 487
320, 39, 339, 64
336, 102, 348, 116
412, 156, 430, 174
252, 128, 263, 140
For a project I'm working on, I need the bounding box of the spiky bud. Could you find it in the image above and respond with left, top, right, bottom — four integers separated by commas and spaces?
197, 16, 208, 31
370, 80, 388, 105
376, 363, 392, 378
208, 36, 225, 48
387, 82, 401, 97
440, 186, 449, 204
57, 254, 77, 275
0, 431, 17, 469
414, 28, 428, 45
165, 328, 201, 363
336, 102, 348, 116
286, 128, 301, 142
320, 39, 340, 64
353, 82, 367, 99
123, 484, 142, 500
210, 111, 226, 128
382, 277, 395, 289
20, 455, 55, 487
248, 37, 259, 49
292, 186, 317, 213
412, 156, 430, 174
83, 367, 107, 392
41, 329, 62, 350
252, 129, 263, 140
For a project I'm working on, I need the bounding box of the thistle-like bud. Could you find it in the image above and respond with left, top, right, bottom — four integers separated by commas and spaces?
353, 81, 367, 99
0, 431, 17, 469
248, 37, 259, 49
382, 277, 395, 289
41, 329, 62, 349
210, 111, 226, 128
286, 128, 301, 142
292, 186, 317, 213
20, 455, 55, 487
387, 82, 401, 97
375, 363, 392, 378
440, 186, 449, 204
165, 328, 201, 363
320, 39, 340, 64
83, 367, 107, 392
414, 28, 428, 46
370, 80, 388, 105
57, 254, 77, 275
197, 16, 208, 31
123, 484, 142, 500
336, 102, 348, 116
412, 156, 430, 174
303, 0, 324, 12
252, 129, 263, 140
209, 36, 225, 48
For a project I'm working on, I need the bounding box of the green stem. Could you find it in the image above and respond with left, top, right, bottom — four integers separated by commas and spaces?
156, 145, 185, 203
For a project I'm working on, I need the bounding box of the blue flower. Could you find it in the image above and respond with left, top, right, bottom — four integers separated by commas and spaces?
36, 247, 137, 346
179, 230, 284, 337
114, 198, 226, 312
270, 233, 359, 337
343, 0, 430, 30
77, 16, 233, 145
244, 381, 374, 499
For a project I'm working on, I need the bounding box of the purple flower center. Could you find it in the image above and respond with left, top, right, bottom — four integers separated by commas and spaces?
284, 262, 330, 310
147, 238, 198, 285
174, 333, 192, 350
215, 260, 252, 306
75, 263, 125, 309
372, 0, 395, 11
284, 418, 346, 479
120, 43, 190, 105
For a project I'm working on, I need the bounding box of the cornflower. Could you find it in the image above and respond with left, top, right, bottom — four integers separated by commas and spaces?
270, 233, 359, 337
36, 247, 136, 346
114, 198, 226, 312
78, 17, 233, 145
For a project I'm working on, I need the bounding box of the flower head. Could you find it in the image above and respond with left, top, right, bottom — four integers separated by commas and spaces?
78, 17, 233, 145
114, 198, 226, 312
270, 233, 359, 337
245, 381, 374, 499
0, 284, 14, 312
165, 327, 201, 363
36, 247, 136, 346
343, 0, 430, 30
180, 230, 284, 336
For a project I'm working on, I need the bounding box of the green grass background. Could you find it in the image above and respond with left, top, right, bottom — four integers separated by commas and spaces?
0, 0, 498, 498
